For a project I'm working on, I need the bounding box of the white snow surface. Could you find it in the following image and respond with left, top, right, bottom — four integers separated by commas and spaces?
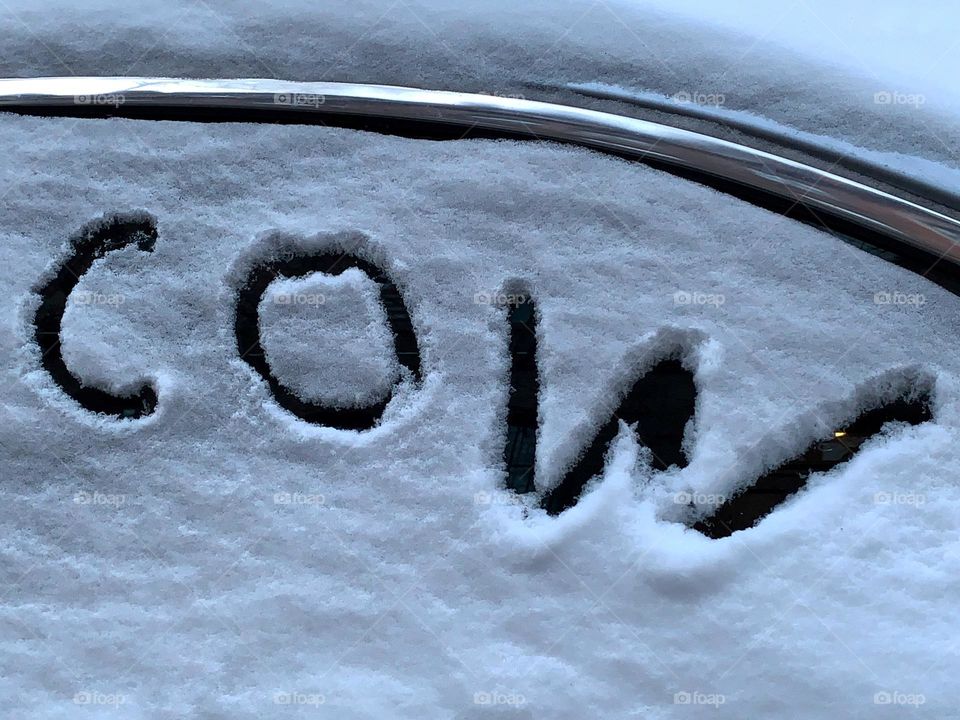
1, 1, 960, 718
1, 113, 959, 718
259, 270, 400, 408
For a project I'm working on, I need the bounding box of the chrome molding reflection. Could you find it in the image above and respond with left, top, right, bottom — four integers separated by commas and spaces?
1, 76, 959, 268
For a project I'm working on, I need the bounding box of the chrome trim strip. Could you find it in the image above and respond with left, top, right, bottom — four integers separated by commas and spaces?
561, 82, 960, 213
1, 76, 958, 268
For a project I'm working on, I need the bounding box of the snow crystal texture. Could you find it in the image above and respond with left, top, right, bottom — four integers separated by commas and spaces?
2, 1, 960, 717
0, 114, 958, 719
259, 270, 399, 408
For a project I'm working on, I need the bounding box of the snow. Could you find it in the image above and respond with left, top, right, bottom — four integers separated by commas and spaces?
633, 0, 960, 108
1, 1, 959, 718
61, 248, 155, 397
259, 270, 399, 408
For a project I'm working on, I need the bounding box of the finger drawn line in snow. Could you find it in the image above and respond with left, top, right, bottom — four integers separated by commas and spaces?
503, 294, 538, 495
234, 240, 422, 430
694, 391, 933, 538
500, 293, 697, 513
32, 212, 159, 419
541, 356, 696, 515
501, 294, 934, 535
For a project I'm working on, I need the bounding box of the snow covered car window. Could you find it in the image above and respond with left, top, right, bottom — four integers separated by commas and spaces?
2, 2, 959, 718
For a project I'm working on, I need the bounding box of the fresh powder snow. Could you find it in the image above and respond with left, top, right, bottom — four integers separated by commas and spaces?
1, 2, 959, 719
259, 270, 400, 409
